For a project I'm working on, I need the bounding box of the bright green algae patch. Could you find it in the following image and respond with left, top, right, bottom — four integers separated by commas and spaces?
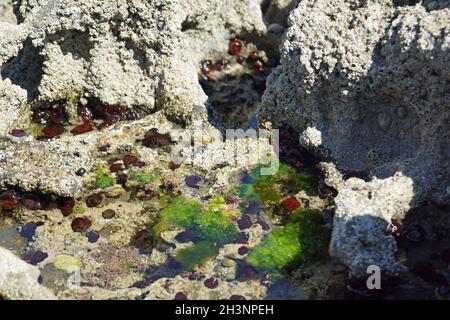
174, 241, 219, 270
94, 163, 115, 189
247, 209, 330, 273
154, 196, 240, 270
238, 162, 318, 206
154, 196, 238, 244
129, 170, 156, 185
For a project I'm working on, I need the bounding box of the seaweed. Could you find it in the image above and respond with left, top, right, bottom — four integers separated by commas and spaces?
173, 241, 218, 270
247, 208, 330, 273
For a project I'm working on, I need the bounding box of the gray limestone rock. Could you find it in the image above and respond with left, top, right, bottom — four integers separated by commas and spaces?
0, 246, 57, 300
259, 0, 449, 276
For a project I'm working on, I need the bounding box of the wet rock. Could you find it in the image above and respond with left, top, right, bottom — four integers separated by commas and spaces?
260, 0, 450, 277
71, 217, 92, 233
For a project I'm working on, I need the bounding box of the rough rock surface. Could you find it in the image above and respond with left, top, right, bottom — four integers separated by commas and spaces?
0, 246, 57, 300
259, 0, 449, 276
0, 0, 265, 120
0, 0, 266, 196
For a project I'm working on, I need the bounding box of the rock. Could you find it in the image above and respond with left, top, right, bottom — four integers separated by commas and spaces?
262, 0, 299, 26
1, 0, 265, 118
330, 173, 413, 277
0, 79, 29, 137
0, 138, 93, 196
259, 1, 449, 276
0, 0, 17, 24
0, 247, 56, 300
0, 0, 267, 196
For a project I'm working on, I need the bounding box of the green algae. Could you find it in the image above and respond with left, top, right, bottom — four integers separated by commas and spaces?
286, 208, 330, 260
128, 170, 156, 185
96, 173, 115, 189
247, 208, 330, 273
154, 196, 201, 235
174, 241, 218, 270
247, 223, 301, 273
54, 255, 81, 273
94, 163, 115, 189
154, 196, 238, 244
238, 162, 318, 206
196, 207, 238, 243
